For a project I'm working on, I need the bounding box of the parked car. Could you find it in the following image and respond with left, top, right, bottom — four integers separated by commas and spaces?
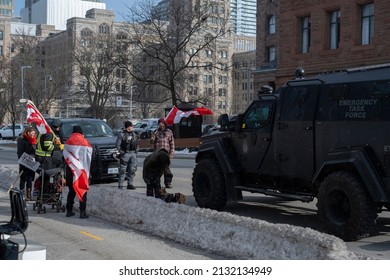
135, 118, 159, 139
133, 121, 148, 135
0, 123, 26, 140
139, 123, 159, 140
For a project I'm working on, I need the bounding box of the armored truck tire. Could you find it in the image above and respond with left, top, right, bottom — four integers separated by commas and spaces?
192, 159, 227, 210
317, 171, 378, 241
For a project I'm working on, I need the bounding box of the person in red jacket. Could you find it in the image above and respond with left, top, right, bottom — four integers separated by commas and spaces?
17, 126, 37, 200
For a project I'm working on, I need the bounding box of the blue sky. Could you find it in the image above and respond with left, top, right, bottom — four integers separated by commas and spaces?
14, 0, 137, 21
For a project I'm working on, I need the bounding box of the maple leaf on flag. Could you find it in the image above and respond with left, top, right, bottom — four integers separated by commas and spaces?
26, 100, 51, 134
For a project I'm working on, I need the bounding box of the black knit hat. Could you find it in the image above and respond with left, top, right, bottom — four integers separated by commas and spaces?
124, 121, 133, 128
72, 125, 83, 134
50, 119, 62, 128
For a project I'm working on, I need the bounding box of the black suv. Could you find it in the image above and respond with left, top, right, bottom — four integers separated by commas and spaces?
47, 118, 120, 183
192, 65, 390, 241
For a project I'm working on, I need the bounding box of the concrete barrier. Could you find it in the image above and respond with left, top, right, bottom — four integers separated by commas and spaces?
0, 166, 358, 259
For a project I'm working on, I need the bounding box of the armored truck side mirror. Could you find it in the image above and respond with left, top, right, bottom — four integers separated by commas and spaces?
234, 114, 243, 132
218, 114, 229, 131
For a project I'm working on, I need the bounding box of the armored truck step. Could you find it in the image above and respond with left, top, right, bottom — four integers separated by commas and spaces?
235, 185, 314, 202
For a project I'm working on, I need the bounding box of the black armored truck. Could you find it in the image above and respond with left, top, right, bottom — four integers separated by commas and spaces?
192, 65, 390, 241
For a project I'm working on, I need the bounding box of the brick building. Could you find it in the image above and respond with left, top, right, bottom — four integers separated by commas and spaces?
255, 0, 390, 91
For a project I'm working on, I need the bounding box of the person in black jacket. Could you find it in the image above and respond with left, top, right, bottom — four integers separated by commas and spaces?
143, 148, 185, 204
116, 121, 138, 189
17, 126, 37, 200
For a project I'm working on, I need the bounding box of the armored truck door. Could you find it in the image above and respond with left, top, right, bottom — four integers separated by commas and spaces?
274, 85, 320, 180
231, 99, 275, 172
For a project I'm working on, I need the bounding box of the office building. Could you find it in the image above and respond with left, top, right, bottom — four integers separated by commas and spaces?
20, 0, 105, 30
0, 0, 14, 17
230, 0, 256, 37
254, 0, 390, 92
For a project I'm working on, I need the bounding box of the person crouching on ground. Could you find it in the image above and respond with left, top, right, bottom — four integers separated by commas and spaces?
150, 118, 174, 189
143, 148, 185, 204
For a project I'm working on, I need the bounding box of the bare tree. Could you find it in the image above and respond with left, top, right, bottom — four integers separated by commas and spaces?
70, 29, 126, 119
116, 0, 230, 108
0, 57, 10, 124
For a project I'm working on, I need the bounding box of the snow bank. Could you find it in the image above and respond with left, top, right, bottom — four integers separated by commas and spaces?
0, 166, 357, 259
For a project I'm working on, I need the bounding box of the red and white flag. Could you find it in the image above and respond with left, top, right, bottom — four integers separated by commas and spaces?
26, 100, 51, 134
63, 132, 92, 202
165, 106, 213, 125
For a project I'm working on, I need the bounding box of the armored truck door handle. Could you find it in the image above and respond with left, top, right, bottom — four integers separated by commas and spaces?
304, 126, 313, 130
278, 122, 288, 130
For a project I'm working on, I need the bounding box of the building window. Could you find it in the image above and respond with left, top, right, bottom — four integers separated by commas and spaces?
361, 3, 374, 45
219, 50, 228, 59
116, 68, 127, 78
0, 30, 3, 40
80, 80, 86, 90
329, 10, 340, 49
81, 28, 92, 37
218, 75, 227, 84
218, 101, 227, 109
218, 88, 227, 96
301, 16, 311, 53
116, 32, 127, 40
205, 49, 213, 58
204, 87, 213, 95
268, 16, 276, 34
0, 46, 3, 56
204, 62, 213, 71
99, 24, 110, 34
203, 74, 212, 83
267, 46, 276, 62
188, 86, 198, 95
116, 83, 126, 92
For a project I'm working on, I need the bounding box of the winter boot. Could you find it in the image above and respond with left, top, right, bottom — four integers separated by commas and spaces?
175, 193, 186, 204
21, 189, 27, 200
26, 188, 32, 201
66, 209, 75, 217
80, 210, 89, 219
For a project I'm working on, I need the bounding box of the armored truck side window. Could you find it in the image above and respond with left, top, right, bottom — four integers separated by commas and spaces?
242, 102, 272, 130
280, 86, 318, 121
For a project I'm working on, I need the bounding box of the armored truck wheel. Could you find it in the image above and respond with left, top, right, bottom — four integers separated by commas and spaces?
317, 171, 378, 241
192, 159, 227, 210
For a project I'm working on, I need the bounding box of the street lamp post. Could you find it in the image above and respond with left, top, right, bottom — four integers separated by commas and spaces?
20, 66, 32, 122
129, 85, 136, 119
21, 65, 32, 100
44, 75, 52, 114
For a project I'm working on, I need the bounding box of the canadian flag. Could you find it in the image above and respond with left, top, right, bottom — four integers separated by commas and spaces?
165, 106, 213, 125
63, 132, 92, 202
26, 100, 51, 134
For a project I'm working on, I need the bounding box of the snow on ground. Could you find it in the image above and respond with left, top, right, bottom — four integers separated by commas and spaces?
0, 162, 359, 260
